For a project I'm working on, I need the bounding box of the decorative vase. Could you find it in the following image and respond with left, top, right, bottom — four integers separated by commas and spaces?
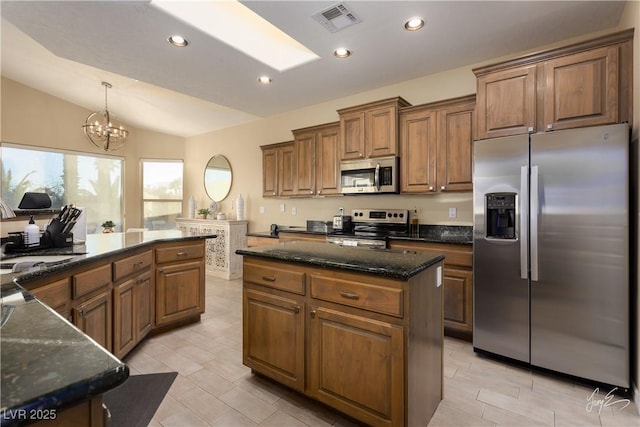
188, 196, 196, 219
102, 227, 114, 233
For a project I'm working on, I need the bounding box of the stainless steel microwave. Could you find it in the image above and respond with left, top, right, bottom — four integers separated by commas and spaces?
340, 155, 399, 194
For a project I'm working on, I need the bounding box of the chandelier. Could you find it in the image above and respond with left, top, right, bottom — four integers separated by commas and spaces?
82, 81, 129, 151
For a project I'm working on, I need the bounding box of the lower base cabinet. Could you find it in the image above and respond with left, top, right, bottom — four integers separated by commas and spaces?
242, 256, 442, 427
113, 270, 153, 359
73, 291, 113, 353
308, 307, 404, 426
156, 260, 205, 326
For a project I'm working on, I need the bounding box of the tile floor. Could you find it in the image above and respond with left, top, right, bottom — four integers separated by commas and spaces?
124, 275, 640, 427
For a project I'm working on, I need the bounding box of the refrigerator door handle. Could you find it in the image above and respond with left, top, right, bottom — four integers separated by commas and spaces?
530, 165, 539, 281
520, 165, 529, 279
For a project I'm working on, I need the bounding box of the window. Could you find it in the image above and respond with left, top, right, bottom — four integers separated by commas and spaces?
1, 143, 123, 233
142, 159, 183, 230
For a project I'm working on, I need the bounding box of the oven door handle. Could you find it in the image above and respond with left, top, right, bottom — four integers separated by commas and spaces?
374, 163, 381, 191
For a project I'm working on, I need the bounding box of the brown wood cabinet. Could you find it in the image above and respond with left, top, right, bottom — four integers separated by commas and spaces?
155, 241, 205, 326
399, 95, 475, 194
242, 255, 443, 427
113, 250, 153, 358
261, 142, 296, 197
389, 240, 473, 339
338, 97, 411, 160
73, 290, 112, 353
474, 29, 633, 140
246, 235, 278, 247
292, 122, 341, 196
30, 277, 71, 320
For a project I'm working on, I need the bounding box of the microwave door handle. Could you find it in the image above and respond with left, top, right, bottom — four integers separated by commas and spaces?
374, 163, 381, 190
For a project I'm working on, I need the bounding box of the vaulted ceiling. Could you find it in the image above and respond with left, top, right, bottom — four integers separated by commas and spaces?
0, 1, 627, 137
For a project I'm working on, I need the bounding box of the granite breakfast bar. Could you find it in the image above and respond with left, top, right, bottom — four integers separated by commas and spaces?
1, 230, 212, 426
237, 241, 445, 427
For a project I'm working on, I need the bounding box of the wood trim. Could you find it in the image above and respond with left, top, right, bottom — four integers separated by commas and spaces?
337, 96, 411, 114
473, 28, 634, 76
399, 94, 476, 114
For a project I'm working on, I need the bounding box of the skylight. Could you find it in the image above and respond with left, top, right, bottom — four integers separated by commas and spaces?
151, 0, 320, 72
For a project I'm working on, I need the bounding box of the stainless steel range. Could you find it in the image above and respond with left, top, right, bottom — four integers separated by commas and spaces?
326, 208, 409, 249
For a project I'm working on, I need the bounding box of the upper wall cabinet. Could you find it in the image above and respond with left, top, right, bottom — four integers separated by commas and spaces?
400, 95, 475, 194
292, 122, 341, 197
474, 29, 633, 140
262, 141, 296, 197
338, 97, 411, 160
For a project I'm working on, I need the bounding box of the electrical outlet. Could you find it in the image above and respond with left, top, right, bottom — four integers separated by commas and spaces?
280, 203, 286, 212
291, 207, 297, 215
259, 206, 265, 214
449, 207, 457, 219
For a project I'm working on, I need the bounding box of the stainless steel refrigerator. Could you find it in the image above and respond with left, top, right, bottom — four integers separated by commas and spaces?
473, 123, 629, 388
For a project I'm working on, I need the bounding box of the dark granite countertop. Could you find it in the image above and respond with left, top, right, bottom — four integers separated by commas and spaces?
236, 241, 444, 280
248, 224, 472, 245
0, 230, 213, 425
0, 283, 128, 425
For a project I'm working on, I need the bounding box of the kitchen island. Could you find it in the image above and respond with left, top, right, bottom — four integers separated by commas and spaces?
1, 230, 212, 426
236, 241, 444, 427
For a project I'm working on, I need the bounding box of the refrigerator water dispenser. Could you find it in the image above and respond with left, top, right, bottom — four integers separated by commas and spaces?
485, 193, 516, 239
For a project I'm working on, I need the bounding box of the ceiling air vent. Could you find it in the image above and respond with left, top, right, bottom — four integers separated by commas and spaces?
312, 3, 361, 33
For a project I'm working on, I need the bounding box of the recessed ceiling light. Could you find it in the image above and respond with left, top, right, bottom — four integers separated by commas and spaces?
333, 47, 351, 58
168, 35, 189, 47
257, 76, 272, 84
404, 17, 424, 31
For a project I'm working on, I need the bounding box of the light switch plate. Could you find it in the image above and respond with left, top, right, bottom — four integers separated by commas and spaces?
291, 207, 297, 215
280, 204, 286, 212
259, 206, 265, 214
448, 207, 457, 219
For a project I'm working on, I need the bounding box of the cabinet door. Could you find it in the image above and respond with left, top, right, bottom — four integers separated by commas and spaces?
156, 260, 204, 326
366, 104, 397, 158
243, 289, 305, 391
399, 108, 437, 193
443, 268, 473, 334
437, 101, 474, 192
340, 110, 366, 160
294, 131, 316, 196
316, 125, 341, 195
543, 45, 618, 131
74, 291, 112, 352
278, 143, 296, 196
262, 146, 278, 197
113, 279, 135, 358
476, 64, 536, 139
135, 270, 154, 341
308, 307, 404, 427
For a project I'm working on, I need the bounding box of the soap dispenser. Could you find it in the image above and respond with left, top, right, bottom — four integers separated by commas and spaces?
24, 215, 40, 247
410, 209, 419, 237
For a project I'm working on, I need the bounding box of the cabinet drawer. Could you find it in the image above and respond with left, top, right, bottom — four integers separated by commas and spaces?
31, 278, 70, 312
243, 259, 306, 295
156, 243, 204, 264
73, 264, 112, 299
113, 251, 152, 281
310, 274, 403, 317
390, 241, 472, 268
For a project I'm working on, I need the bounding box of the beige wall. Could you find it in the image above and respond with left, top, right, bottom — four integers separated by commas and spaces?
0, 77, 186, 231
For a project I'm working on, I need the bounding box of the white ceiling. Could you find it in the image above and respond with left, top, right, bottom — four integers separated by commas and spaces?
0, 1, 627, 138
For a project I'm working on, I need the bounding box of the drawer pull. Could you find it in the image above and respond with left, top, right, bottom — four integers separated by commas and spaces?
340, 291, 360, 300
261, 276, 276, 282
133, 261, 143, 268
310, 310, 316, 318
176, 251, 188, 256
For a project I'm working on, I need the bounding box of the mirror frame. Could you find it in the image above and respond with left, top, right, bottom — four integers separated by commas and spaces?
204, 154, 232, 202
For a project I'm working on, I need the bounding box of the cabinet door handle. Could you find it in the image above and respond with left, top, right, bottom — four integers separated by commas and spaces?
261, 275, 276, 282
293, 305, 300, 314
310, 310, 316, 318
441, 185, 445, 190
340, 291, 360, 300
429, 186, 434, 191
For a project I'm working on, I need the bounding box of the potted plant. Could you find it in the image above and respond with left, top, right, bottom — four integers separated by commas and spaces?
101, 220, 116, 233
197, 208, 210, 219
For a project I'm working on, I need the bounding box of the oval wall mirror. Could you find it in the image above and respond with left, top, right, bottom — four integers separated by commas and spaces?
204, 155, 232, 202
